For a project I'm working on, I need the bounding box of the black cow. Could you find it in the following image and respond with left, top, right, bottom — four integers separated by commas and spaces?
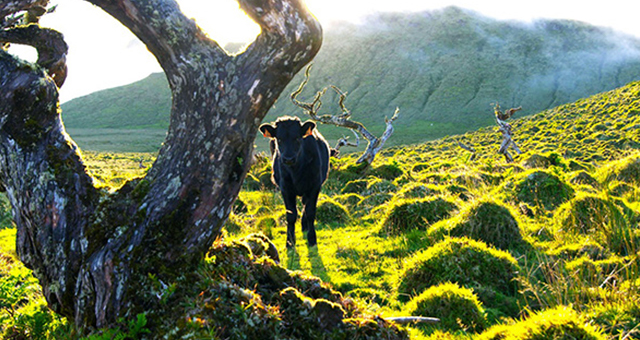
259, 116, 330, 248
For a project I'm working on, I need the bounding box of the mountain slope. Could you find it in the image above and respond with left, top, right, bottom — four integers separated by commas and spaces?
62, 72, 171, 129
61, 6, 640, 150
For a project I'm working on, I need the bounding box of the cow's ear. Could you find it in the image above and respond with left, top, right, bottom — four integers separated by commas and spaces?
301, 121, 316, 137
259, 124, 276, 138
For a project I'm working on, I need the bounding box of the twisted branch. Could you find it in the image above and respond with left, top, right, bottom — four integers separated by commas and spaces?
493, 102, 523, 162
291, 65, 399, 164
1, 1, 66, 87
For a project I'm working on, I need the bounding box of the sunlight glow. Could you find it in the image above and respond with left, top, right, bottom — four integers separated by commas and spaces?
176, 0, 260, 49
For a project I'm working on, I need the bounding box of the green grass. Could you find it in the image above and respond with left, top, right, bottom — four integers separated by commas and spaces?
1, 81, 640, 338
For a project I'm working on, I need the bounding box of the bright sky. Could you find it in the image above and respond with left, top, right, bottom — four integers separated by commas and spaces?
10, 0, 640, 103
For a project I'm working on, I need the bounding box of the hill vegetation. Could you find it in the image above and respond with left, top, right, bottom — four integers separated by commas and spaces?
2, 73, 640, 338
60, 6, 640, 152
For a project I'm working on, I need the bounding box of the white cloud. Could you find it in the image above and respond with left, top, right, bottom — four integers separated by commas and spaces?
16, 0, 640, 103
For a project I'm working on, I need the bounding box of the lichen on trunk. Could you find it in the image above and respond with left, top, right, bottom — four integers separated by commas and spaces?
1, 0, 322, 330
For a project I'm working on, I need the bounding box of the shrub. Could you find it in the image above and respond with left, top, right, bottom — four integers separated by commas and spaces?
380, 197, 458, 235
316, 199, 351, 225
430, 200, 523, 250
478, 306, 605, 340
406, 282, 487, 333
504, 170, 575, 210
397, 237, 520, 312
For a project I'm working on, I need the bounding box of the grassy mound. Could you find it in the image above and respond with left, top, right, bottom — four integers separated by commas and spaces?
569, 170, 600, 188
380, 197, 458, 235
430, 199, 523, 250
398, 182, 442, 199
152, 234, 409, 339
370, 162, 404, 181
564, 256, 624, 284
316, 198, 351, 225
599, 154, 640, 186
503, 170, 575, 211
478, 306, 605, 340
521, 152, 566, 169
557, 195, 626, 235
405, 282, 487, 333
555, 194, 637, 255
341, 179, 369, 194
397, 237, 520, 314
332, 193, 363, 208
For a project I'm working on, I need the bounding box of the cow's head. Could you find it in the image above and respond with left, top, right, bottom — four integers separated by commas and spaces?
260, 117, 315, 166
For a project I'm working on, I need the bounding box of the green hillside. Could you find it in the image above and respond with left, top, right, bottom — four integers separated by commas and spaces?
2, 77, 640, 337
60, 6, 640, 152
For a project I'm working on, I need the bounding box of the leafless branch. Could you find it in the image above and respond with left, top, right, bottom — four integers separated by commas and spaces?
493, 102, 523, 162
291, 65, 400, 164
385, 316, 440, 325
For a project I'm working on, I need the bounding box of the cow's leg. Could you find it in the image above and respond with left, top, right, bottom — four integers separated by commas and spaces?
302, 190, 319, 247
282, 191, 298, 248
301, 194, 309, 232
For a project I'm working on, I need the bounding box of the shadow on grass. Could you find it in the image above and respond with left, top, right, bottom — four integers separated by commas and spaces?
286, 247, 301, 270
308, 245, 331, 283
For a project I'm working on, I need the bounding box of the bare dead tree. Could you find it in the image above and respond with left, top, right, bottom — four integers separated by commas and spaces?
493, 103, 523, 162
0, 0, 321, 330
290, 65, 399, 165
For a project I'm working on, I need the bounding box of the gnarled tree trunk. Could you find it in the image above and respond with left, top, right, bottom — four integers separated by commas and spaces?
0, 0, 321, 330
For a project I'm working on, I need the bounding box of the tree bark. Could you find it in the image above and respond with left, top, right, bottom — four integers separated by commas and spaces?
0, 0, 321, 330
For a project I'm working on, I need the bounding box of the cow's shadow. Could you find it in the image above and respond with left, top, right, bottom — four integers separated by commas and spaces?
284, 245, 331, 284
307, 246, 330, 283
286, 247, 301, 270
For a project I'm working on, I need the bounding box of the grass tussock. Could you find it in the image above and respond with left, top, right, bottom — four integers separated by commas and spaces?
2, 81, 640, 338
